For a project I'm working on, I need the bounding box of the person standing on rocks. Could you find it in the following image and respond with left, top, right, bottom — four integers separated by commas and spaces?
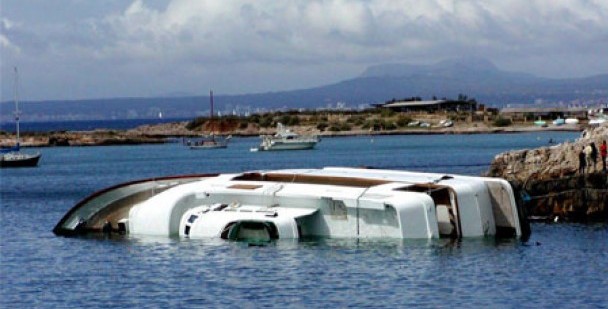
579, 148, 587, 174
590, 142, 598, 171
600, 140, 607, 172
584, 144, 594, 172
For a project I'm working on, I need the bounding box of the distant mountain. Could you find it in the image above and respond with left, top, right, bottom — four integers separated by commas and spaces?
2, 57, 607, 122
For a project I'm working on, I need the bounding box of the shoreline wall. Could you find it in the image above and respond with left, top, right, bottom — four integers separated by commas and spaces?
487, 125, 608, 221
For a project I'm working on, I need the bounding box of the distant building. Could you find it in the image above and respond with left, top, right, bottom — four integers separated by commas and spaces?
374, 99, 477, 113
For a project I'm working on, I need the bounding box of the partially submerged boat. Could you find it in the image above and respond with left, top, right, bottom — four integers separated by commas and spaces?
54, 167, 530, 242
252, 123, 319, 151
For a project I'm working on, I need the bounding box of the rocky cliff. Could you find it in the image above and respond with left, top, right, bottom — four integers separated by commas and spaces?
487, 125, 608, 221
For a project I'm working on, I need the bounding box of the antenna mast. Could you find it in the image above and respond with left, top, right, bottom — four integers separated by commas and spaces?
210, 90, 214, 119
14, 67, 21, 147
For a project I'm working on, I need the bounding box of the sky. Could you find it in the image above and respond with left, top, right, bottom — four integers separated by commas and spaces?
1, 0, 607, 101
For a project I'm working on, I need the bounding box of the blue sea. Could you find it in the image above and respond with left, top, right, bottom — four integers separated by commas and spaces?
0, 118, 189, 133
2, 131, 607, 308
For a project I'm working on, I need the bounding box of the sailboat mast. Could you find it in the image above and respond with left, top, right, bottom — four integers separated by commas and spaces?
210, 90, 214, 119
13, 67, 20, 146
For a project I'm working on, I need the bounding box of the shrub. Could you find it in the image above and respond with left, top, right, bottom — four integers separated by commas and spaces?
259, 115, 274, 128
328, 125, 341, 132
493, 117, 512, 127
248, 114, 260, 123
380, 108, 396, 117
396, 116, 412, 127
316, 122, 329, 131
186, 117, 207, 130
287, 115, 300, 126
383, 121, 397, 131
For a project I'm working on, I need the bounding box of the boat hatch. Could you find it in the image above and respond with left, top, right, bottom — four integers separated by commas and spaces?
396, 184, 461, 238
221, 221, 279, 243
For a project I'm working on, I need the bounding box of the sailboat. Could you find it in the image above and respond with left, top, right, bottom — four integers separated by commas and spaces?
186, 90, 231, 149
0, 67, 41, 168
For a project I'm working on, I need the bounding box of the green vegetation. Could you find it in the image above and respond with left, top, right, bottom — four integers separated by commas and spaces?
182, 105, 531, 135
186, 117, 208, 130
493, 117, 512, 127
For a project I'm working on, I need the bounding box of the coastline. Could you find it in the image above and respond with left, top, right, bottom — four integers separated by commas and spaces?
0, 121, 583, 148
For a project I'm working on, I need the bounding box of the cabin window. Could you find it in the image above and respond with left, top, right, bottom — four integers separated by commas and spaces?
187, 214, 198, 224
329, 200, 347, 220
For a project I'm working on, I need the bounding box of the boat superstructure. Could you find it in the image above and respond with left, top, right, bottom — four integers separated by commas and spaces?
54, 167, 529, 241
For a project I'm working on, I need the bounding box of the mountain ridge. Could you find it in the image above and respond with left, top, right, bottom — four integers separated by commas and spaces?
2, 57, 607, 122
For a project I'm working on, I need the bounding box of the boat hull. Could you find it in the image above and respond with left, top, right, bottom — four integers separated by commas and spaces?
0, 152, 41, 168
260, 141, 317, 151
189, 144, 228, 149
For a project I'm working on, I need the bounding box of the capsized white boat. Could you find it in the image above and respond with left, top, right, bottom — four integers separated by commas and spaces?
53, 167, 530, 241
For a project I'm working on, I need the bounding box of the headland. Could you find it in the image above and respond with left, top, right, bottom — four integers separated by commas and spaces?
0, 109, 584, 147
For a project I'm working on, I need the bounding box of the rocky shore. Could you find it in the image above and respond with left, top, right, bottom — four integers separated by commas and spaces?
0, 119, 582, 148
487, 124, 607, 222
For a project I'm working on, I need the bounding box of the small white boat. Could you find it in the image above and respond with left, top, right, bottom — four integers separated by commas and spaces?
255, 123, 319, 151
565, 118, 579, 125
588, 116, 607, 126
54, 167, 529, 241
552, 118, 565, 126
439, 119, 454, 127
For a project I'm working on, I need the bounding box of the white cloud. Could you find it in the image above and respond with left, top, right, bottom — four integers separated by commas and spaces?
88, 0, 607, 63
0, 18, 21, 55
2, 0, 608, 100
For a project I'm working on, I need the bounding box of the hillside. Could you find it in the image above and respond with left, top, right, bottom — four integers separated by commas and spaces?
2, 57, 607, 122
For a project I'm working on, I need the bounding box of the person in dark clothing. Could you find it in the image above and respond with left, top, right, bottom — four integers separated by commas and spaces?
590, 142, 598, 171
600, 140, 608, 172
579, 149, 586, 174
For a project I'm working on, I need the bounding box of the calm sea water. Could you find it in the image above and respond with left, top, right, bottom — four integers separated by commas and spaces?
0, 118, 189, 133
2, 132, 607, 308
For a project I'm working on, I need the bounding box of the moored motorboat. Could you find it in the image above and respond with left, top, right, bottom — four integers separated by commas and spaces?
187, 135, 231, 149
253, 123, 319, 151
1, 67, 41, 168
0, 151, 41, 168
186, 90, 231, 149
565, 118, 579, 125
54, 167, 530, 242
